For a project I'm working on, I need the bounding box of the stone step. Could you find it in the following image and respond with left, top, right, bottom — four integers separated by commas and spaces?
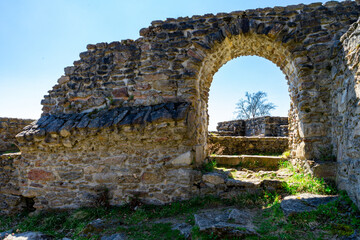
209, 154, 283, 170
201, 171, 286, 197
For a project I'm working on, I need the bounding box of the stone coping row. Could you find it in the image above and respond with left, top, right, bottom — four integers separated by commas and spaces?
209, 135, 289, 140
16, 102, 190, 142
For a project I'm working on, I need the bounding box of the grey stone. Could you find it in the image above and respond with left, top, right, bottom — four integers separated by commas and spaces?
150, 108, 172, 122
3, 232, 54, 240
80, 219, 106, 237
113, 109, 129, 125
280, 193, 338, 215
46, 118, 65, 133
194, 208, 257, 238
101, 233, 127, 240
171, 223, 192, 238
202, 172, 225, 185
228, 208, 252, 225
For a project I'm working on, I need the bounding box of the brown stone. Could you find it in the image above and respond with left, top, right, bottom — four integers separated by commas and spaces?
135, 82, 151, 90
112, 87, 129, 98
143, 73, 168, 81
141, 172, 162, 184
28, 169, 55, 181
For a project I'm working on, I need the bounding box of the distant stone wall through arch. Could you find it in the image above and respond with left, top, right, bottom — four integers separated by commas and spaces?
6, 1, 360, 210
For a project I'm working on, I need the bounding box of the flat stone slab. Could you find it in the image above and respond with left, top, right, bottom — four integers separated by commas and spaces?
194, 208, 258, 238
280, 193, 338, 215
210, 155, 243, 166
210, 154, 282, 170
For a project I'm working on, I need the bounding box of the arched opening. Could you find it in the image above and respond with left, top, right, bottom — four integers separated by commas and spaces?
207, 56, 290, 132
189, 32, 304, 164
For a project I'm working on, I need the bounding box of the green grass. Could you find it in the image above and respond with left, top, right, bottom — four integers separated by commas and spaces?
1, 191, 359, 239
123, 223, 185, 240
0, 193, 284, 239
279, 161, 337, 195
251, 191, 360, 239
200, 159, 217, 173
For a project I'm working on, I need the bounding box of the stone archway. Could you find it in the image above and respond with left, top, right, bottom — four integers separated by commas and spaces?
190, 31, 300, 164
5, 1, 360, 211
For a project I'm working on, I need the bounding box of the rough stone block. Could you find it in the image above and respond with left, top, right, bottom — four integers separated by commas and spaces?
202, 173, 225, 185
169, 151, 193, 166
28, 169, 55, 181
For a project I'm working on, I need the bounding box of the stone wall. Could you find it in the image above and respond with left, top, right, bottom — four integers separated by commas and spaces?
14, 103, 198, 209
330, 16, 360, 207
208, 135, 289, 155
0, 153, 23, 215
0, 1, 359, 212
0, 118, 34, 152
215, 120, 246, 136
216, 116, 288, 137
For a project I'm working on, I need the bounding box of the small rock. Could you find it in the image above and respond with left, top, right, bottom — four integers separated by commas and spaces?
80, 219, 106, 237
101, 233, 127, 240
168, 151, 192, 166
202, 173, 225, 185
281, 193, 338, 215
261, 179, 285, 191
3, 232, 54, 240
172, 223, 192, 239
228, 209, 252, 225
194, 208, 258, 238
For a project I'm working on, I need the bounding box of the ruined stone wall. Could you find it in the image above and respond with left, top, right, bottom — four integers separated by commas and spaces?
216, 117, 288, 137
15, 103, 199, 209
2, 1, 360, 211
0, 118, 34, 152
330, 17, 360, 207
38, 1, 360, 162
245, 117, 288, 137
0, 153, 23, 214
216, 120, 245, 136
208, 135, 288, 155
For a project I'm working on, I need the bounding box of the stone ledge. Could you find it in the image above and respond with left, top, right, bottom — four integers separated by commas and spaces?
210, 136, 289, 141
209, 155, 283, 170
16, 102, 190, 143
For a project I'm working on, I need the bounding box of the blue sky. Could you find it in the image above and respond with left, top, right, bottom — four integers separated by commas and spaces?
0, 0, 335, 130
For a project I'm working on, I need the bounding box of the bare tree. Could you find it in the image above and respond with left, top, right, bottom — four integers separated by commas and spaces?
234, 91, 276, 119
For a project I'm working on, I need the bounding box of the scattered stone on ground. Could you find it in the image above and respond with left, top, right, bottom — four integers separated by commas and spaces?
3, 232, 54, 240
100, 233, 127, 240
153, 215, 193, 238
0, 193, 352, 239
194, 207, 258, 238
80, 218, 106, 237
171, 223, 193, 239
280, 193, 338, 215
